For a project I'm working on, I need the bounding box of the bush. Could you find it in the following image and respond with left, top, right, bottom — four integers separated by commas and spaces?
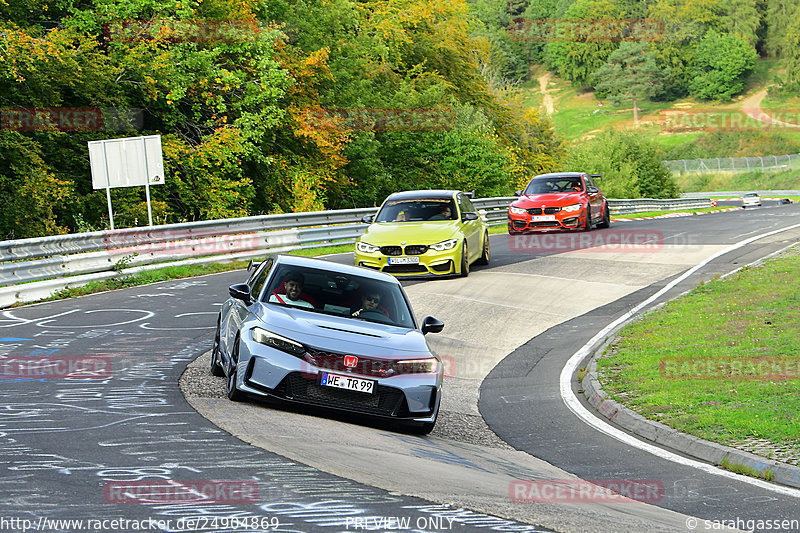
689, 31, 757, 101
564, 129, 679, 198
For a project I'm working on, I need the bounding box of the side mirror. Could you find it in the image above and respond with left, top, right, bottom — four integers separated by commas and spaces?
229, 283, 252, 304
514, 190, 522, 197
361, 214, 374, 224
461, 212, 479, 221
587, 186, 599, 194
421, 316, 444, 335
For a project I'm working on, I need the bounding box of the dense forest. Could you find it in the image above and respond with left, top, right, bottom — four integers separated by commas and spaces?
1, 0, 798, 238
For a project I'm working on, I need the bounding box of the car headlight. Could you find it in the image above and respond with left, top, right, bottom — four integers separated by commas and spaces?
562, 203, 582, 212
356, 241, 379, 253
394, 358, 439, 374
509, 206, 527, 215
429, 238, 458, 251
252, 327, 305, 357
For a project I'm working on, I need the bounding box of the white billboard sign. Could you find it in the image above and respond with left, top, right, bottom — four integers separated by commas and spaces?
87, 135, 165, 229
88, 135, 164, 189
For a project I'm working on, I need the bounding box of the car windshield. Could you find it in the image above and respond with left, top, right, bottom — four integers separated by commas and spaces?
375, 198, 456, 222
524, 177, 583, 194
264, 264, 415, 329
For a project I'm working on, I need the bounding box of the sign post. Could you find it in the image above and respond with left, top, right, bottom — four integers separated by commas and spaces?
88, 135, 165, 228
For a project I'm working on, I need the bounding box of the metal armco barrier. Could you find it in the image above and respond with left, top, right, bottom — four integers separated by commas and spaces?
0, 196, 712, 307
609, 197, 711, 214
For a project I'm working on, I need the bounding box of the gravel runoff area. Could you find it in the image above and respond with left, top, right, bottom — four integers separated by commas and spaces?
180, 351, 513, 450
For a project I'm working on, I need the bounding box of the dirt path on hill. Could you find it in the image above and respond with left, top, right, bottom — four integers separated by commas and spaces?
538, 72, 554, 115
740, 87, 800, 128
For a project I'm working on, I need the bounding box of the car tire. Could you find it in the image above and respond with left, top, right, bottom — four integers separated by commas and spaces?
459, 242, 469, 277
597, 203, 611, 229
583, 206, 592, 231
226, 338, 245, 402
210, 321, 225, 377
475, 231, 490, 265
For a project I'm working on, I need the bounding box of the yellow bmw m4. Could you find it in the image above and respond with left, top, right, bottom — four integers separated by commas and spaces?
354, 190, 490, 277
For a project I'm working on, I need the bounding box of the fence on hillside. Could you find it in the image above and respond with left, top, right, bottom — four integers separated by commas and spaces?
663, 154, 800, 174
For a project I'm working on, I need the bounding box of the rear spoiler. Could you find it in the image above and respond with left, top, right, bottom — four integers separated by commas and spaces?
589, 173, 602, 179
463, 190, 476, 198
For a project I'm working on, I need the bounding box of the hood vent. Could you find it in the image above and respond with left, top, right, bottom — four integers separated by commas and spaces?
317, 325, 383, 338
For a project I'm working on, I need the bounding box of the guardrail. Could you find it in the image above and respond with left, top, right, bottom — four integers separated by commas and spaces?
0, 195, 711, 307
609, 197, 711, 214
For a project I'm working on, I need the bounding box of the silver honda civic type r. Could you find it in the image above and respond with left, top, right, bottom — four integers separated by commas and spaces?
211, 254, 445, 434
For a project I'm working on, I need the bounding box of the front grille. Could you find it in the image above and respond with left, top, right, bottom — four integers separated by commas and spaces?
404, 245, 428, 255
527, 207, 561, 214
529, 221, 560, 228
380, 246, 402, 256
275, 372, 405, 417
305, 348, 394, 378
384, 264, 428, 274
512, 220, 527, 229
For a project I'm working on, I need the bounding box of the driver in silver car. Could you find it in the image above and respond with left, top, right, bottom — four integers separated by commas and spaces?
351, 290, 382, 317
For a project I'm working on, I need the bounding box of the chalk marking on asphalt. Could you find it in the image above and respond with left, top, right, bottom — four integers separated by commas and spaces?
560, 222, 800, 499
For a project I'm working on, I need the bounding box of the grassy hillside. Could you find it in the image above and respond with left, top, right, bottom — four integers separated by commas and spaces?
524, 60, 800, 193
527, 60, 800, 153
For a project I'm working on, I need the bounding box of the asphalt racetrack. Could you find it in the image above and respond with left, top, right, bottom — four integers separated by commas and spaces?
1, 201, 799, 533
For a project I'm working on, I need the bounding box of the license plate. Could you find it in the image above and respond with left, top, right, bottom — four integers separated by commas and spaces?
532, 215, 556, 221
388, 256, 420, 264
320, 372, 375, 394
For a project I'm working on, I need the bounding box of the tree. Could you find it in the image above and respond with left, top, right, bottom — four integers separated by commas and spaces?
545, 0, 623, 88
689, 30, 758, 100
593, 43, 664, 122
764, 0, 797, 58
720, 0, 761, 48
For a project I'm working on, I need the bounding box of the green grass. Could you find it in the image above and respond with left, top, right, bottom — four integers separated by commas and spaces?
720, 458, 775, 481
597, 250, 800, 453
675, 169, 800, 193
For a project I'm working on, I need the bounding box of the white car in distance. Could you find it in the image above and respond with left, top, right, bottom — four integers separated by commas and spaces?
742, 193, 762, 208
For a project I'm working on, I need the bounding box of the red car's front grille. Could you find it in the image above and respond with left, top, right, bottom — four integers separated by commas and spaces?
526, 207, 561, 214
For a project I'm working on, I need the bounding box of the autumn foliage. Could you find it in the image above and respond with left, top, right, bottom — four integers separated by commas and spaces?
0, 0, 562, 237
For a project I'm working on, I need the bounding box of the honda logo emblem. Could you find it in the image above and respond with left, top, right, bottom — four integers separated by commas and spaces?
344, 355, 358, 368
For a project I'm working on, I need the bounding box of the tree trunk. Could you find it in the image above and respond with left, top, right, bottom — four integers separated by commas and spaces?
633, 98, 639, 123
